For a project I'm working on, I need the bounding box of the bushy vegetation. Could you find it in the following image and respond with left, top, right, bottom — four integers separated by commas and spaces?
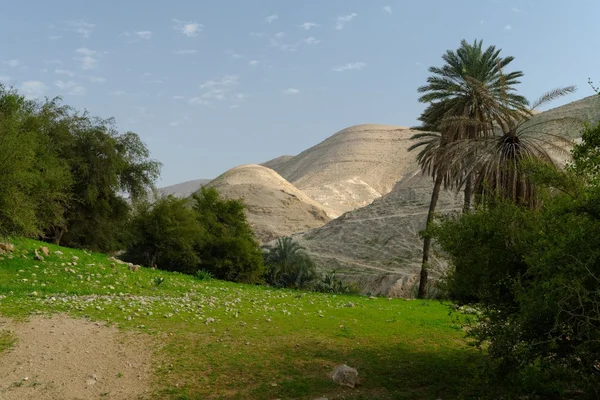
124, 188, 264, 283
263, 237, 317, 289
0, 84, 160, 252
430, 121, 600, 398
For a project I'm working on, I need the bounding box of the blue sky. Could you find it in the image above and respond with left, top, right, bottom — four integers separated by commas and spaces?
1, 1, 599, 186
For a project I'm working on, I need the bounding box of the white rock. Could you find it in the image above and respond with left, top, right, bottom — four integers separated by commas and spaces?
331, 364, 358, 388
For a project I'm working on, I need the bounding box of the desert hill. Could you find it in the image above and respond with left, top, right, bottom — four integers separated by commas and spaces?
262, 124, 421, 216
203, 164, 332, 243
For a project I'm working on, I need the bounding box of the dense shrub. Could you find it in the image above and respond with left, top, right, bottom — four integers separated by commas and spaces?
192, 188, 264, 283
263, 237, 318, 289
430, 122, 600, 398
122, 196, 203, 273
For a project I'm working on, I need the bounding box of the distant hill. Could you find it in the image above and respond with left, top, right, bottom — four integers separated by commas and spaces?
203, 164, 332, 243
156, 179, 212, 198
262, 124, 422, 216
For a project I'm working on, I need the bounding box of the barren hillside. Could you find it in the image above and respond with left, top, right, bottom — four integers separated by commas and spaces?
156, 178, 211, 198
204, 164, 332, 243
263, 124, 421, 216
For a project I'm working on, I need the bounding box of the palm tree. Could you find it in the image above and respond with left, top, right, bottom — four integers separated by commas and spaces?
451, 86, 580, 207
411, 39, 527, 298
263, 237, 317, 289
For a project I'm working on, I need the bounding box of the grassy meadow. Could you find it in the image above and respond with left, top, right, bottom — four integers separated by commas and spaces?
0, 238, 480, 399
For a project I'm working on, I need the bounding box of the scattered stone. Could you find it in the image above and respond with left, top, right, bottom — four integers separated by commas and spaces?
346, 302, 355, 308
129, 264, 140, 272
72, 256, 79, 261
39, 246, 50, 256
34, 249, 44, 261
54, 250, 63, 255
369, 296, 376, 300
331, 364, 358, 388
0, 243, 14, 252
86, 374, 98, 385
205, 317, 215, 324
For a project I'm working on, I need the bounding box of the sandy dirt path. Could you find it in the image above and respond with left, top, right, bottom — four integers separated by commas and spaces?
0, 314, 153, 400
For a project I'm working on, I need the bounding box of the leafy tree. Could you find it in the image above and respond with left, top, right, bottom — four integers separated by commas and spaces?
263, 237, 317, 289
0, 86, 71, 238
192, 188, 264, 283
411, 39, 527, 298
123, 196, 203, 273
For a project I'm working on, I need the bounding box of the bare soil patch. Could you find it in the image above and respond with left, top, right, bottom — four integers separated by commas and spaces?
0, 314, 153, 400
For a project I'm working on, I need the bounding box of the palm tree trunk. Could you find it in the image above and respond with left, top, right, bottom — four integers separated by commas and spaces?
418, 172, 444, 299
463, 173, 472, 212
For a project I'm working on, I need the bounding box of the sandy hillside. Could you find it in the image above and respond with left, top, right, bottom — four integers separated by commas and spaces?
263, 124, 422, 216
204, 164, 333, 243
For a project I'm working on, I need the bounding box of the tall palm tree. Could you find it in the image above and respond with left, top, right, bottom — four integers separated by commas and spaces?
263, 237, 317, 289
411, 39, 527, 298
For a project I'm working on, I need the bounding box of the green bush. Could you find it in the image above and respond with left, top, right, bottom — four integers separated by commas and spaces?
313, 271, 359, 295
430, 124, 600, 397
263, 237, 318, 289
195, 270, 214, 281
192, 188, 264, 284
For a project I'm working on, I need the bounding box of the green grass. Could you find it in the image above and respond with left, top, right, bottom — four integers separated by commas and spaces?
0, 238, 481, 399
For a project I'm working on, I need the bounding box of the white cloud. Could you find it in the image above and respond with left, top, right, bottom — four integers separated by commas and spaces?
191, 75, 240, 106
21, 81, 48, 99
172, 95, 185, 100
69, 20, 95, 39
75, 48, 98, 70
89, 76, 106, 83
505, 25, 512, 30
299, 22, 319, 30
4, 59, 19, 68
383, 6, 392, 14
249, 60, 260, 66
109, 90, 126, 96
250, 32, 264, 37
274, 32, 285, 38
283, 88, 300, 95
135, 31, 152, 39
55, 69, 75, 77
333, 62, 367, 72
200, 75, 239, 90
169, 121, 180, 127
173, 19, 202, 37
266, 14, 278, 23
55, 80, 86, 95
303, 37, 320, 45
174, 49, 197, 55
336, 13, 357, 30
188, 97, 210, 105
231, 53, 243, 59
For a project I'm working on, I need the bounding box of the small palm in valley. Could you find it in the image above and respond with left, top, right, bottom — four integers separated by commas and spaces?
263, 237, 317, 289
411, 39, 528, 298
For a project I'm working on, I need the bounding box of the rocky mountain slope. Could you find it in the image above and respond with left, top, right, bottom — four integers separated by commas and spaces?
156, 178, 211, 198
263, 124, 422, 216
204, 164, 332, 243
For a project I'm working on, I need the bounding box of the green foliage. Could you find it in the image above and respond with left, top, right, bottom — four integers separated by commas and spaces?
263, 237, 318, 289
431, 156, 600, 396
123, 196, 202, 273
571, 121, 600, 187
194, 269, 214, 281
313, 271, 358, 295
192, 188, 264, 283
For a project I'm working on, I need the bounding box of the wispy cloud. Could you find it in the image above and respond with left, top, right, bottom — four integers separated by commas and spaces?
383, 6, 392, 14
249, 60, 260, 66
336, 13, 357, 30
21, 81, 48, 99
283, 88, 300, 95
333, 62, 366, 72
3, 59, 19, 68
69, 20, 95, 39
190, 75, 240, 106
135, 30, 152, 39
55, 69, 75, 77
174, 49, 197, 55
504, 25, 512, 30
250, 32, 265, 37
55, 80, 86, 95
75, 48, 98, 70
299, 22, 319, 30
109, 90, 127, 96
173, 19, 202, 37
172, 95, 185, 100
266, 14, 278, 23
303, 37, 320, 45
89, 76, 106, 83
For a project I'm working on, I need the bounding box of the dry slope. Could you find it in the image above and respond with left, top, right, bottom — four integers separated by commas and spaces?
263, 124, 422, 216
204, 164, 332, 243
